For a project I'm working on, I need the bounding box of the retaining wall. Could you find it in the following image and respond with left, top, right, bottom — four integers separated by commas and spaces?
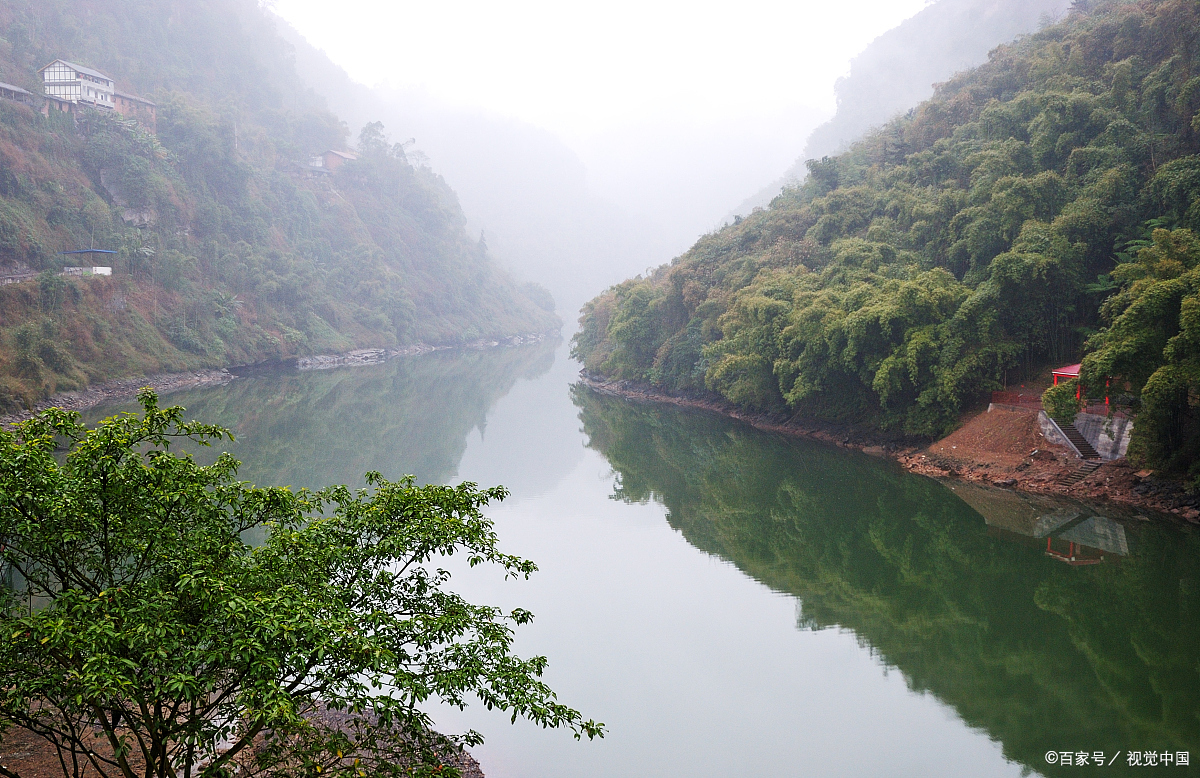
1073, 412, 1133, 460
1038, 411, 1081, 456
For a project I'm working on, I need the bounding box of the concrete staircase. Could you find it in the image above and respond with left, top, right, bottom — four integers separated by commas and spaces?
1057, 459, 1103, 487
1059, 420, 1101, 459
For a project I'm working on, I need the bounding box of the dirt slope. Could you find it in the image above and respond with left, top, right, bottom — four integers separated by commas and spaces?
898, 405, 1199, 522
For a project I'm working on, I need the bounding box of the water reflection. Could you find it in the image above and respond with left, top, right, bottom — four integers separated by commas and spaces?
67, 346, 1200, 776
949, 482, 1133, 563
81, 340, 559, 490
572, 385, 1200, 776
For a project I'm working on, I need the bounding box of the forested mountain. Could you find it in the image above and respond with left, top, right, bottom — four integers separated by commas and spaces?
574, 0, 1200, 482
733, 0, 1073, 217
0, 0, 557, 408
276, 18, 675, 314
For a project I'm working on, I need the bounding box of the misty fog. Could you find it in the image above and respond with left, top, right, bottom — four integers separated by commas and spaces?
273, 0, 1069, 313
5, 2, 1200, 778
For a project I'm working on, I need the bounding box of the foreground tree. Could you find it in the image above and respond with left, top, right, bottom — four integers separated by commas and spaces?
0, 390, 601, 778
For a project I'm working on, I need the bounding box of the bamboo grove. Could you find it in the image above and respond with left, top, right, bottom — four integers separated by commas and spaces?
574, 0, 1200, 481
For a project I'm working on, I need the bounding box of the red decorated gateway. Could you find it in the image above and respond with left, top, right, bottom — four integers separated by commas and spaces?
1053, 363, 1113, 407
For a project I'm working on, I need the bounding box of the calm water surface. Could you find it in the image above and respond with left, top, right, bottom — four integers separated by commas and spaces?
85, 341, 1200, 777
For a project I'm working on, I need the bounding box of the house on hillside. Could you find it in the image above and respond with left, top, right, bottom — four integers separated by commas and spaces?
0, 82, 38, 108
39, 59, 115, 110
309, 150, 358, 173
114, 91, 156, 133
36, 59, 156, 132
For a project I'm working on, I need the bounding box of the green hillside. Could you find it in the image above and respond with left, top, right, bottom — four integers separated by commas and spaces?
0, 0, 558, 408
574, 0, 1200, 481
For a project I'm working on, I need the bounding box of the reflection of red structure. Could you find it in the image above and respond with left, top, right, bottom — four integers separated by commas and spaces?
1045, 536, 1104, 565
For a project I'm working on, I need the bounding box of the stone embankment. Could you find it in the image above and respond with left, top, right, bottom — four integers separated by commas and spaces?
579, 372, 1199, 523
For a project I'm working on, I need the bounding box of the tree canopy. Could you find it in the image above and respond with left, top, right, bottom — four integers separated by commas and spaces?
0, 390, 600, 778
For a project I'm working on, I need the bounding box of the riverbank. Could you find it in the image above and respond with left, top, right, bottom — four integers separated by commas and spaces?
897, 404, 1199, 522
0, 367, 236, 425
579, 370, 912, 448
295, 333, 551, 370
0, 333, 557, 426
579, 372, 1199, 523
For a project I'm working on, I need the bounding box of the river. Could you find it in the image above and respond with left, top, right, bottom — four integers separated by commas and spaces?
83, 339, 1200, 777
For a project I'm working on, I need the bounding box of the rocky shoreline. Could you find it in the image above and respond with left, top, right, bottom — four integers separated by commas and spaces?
1, 333, 556, 426
578, 372, 1199, 523
296, 333, 551, 370
0, 368, 236, 426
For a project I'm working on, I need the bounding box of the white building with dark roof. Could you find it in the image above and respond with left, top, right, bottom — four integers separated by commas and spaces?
38, 59, 114, 110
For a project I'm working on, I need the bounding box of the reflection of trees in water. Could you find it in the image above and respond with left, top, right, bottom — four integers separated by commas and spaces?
83, 342, 557, 490
572, 386, 1200, 775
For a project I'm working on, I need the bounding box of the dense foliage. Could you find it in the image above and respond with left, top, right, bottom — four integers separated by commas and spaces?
1083, 225, 1200, 472
1042, 376, 1085, 419
574, 385, 1200, 776
574, 0, 1200, 476
0, 391, 599, 778
0, 0, 556, 407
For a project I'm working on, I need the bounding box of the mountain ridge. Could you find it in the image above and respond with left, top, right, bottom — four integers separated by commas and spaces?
728, 0, 1074, 220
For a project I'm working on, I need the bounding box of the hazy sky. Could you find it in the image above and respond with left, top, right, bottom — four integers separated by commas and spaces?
272, 0, 932, 245
274, 0, 930, 138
